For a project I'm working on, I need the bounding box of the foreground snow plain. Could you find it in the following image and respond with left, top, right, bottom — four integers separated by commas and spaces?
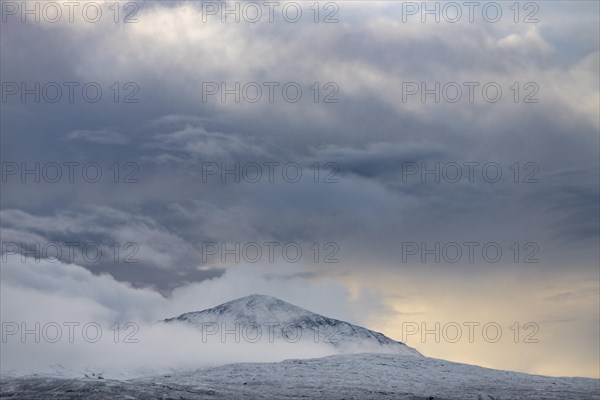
2, 353, 598, 399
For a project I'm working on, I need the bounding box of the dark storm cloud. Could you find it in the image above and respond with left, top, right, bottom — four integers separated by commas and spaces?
65, 128, 130, 145
523, 167, 600, 242
0, 207, 226, 292
1, 1, 598, 290
306, 142, 447, 178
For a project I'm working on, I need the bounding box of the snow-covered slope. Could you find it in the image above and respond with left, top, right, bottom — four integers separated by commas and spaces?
162, 294, 420, 356
2, 353, 598, 399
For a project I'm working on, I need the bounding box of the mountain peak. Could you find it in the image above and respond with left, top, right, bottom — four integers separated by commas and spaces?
163, 295, 421, 357
227, 294, 287, 305
214, 294, 307, 313
241, 294, 277, 299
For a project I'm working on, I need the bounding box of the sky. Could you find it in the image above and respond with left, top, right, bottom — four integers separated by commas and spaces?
1, 0, 599, 378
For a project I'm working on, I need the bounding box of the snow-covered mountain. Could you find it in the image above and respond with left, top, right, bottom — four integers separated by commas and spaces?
162, 294, 420, 356
2, 295, 598, 399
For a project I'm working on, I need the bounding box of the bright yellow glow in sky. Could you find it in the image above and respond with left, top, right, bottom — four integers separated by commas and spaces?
342, 269, 600, 378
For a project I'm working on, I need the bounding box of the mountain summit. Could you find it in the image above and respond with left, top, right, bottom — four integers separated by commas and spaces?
163, 294, 420, 356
